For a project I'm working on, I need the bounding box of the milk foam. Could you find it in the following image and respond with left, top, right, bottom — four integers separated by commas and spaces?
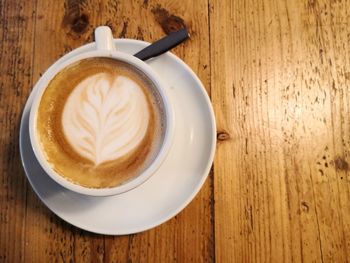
61, 73, 149, 166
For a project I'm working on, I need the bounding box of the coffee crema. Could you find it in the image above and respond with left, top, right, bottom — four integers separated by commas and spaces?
36, 57, 165, 188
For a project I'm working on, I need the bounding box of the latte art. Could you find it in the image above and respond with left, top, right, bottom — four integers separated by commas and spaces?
62, 73, 149, 165
36, 58, 165, 188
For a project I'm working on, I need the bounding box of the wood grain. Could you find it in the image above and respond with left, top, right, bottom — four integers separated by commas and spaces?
0, 1, 36, 262
210, 0, 350, 262
1, 0, 349, 262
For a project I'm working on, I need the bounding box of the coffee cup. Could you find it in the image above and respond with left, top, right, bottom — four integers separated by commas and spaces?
29, 26, 174, 196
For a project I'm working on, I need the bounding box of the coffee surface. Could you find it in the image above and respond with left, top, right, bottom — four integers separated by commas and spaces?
36, 57, 165, 188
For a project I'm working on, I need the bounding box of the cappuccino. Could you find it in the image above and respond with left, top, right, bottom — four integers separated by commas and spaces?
36, 57, 165, 188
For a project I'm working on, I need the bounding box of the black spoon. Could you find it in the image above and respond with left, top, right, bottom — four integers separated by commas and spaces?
134, 28, 189, 61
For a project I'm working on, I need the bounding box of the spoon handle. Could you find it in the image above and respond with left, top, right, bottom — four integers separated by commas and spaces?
134, 28, 189, 61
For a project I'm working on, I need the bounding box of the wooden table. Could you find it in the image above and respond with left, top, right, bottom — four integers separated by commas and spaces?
1, 0, 349, 262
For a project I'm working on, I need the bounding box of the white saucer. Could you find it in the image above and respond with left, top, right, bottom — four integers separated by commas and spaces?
19, 39, 216, 235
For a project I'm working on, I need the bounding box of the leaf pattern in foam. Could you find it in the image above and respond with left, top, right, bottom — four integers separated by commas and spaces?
61, 73, 149, 166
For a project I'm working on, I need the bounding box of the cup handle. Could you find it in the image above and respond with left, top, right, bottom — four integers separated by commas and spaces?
94, 26, 116, 51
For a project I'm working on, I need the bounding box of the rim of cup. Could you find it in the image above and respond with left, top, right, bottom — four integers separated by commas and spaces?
29, 27, 175, 196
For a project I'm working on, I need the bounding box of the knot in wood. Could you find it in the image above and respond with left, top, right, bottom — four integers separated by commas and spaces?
70, 14, 89, 34
217, 130, 230, 141
151, 5, 187, 34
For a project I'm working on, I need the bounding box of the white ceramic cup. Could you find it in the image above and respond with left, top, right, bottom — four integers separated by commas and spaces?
29, 26, 175, 196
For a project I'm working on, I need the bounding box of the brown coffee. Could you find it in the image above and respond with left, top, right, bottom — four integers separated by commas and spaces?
36, 57, 165, 188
